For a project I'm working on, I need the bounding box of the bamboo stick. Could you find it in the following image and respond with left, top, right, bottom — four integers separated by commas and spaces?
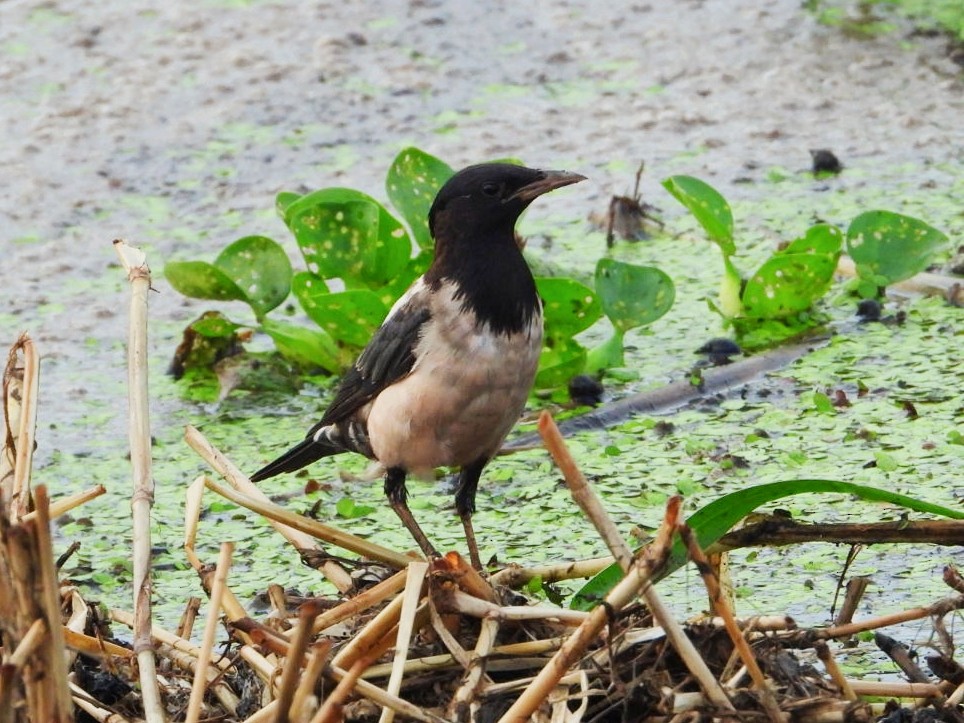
113, 239, 165, 723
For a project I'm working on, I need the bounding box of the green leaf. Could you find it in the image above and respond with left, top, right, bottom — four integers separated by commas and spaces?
662, 175, 735, 254
594, 259, 675, 333
585, 331, 625, 374
214, 235, 292, 319
275, 191, 301, 217
536, 277, 601, 335
336, 497, 376, 519
385, 147, 454, 250
292, 273, 388, 348
164, 261, 246, 302
571, 479, 964, 610
742, 225, 842, 319
846, 211, 948, 286
260, 318, 345, 372
536, 336, 587, 388
283, 188, 412, 287
190, 314, 242, 339
718, 255, 744, 318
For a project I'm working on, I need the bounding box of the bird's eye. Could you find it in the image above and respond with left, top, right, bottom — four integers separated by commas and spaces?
481, 182, 500, 197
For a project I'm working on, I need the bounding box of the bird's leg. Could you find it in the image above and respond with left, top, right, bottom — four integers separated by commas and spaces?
384, 467, 439, 560
454, 460, 486, 571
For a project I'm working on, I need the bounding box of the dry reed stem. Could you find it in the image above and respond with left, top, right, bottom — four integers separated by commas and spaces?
440, 551, 499, 603
176, 596, 201, 640
817, 595, 964, 639
201, 475, 415, 569
34, 486, 74, 721
538, 411, 632, 570
539, 412, 734, 714
488, 557, 614, 588
113, 239, 166, 723
275, 600, 327, 723
185, 541, 234, 723
314, 655, 371, 723
184, 425, 354, 591
331, 591, 406, 670
429, 591, 473, 669
62, 628, 134, 660
7, 334, 39, 518
109, 608, 234, 673
495, 499, 679, 723
290, 640, 333, 721
441, 588, 591, 625
814, 642, 857, 701
306, 568, 408, 637
361, 637, 563, 680
846, 681, 943, 698
449, 616, 499, 720
326, 665, 449, 723
379, 560, 429, 723
679, 524, 785, 723
20, 484, 106, 524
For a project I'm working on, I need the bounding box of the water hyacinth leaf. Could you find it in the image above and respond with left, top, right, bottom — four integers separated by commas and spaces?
385, 147, 455, 250
214, 235, 293, 319
275, 191, 301, 217
536, 335, 587, 389
662, 175, 735, 255
292, 273, 388, 348
571, 479, 964, 611
260, 318, 344, 372
594, 259, 675, 333
283, 188, 411, 286
846, 211, 948, 286
164, 261, 246, 302
536, 277, 601, 335
742, 225, 842, 319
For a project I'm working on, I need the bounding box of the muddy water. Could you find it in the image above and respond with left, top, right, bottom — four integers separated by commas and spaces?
1, 0, 961, 627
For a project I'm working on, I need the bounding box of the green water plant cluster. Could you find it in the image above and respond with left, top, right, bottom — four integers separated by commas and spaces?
164, 147, 675, 388
662, 175, 948, 349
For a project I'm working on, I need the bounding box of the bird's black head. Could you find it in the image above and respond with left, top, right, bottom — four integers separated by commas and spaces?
428, 163, 585, 242
425, 162, 585, 335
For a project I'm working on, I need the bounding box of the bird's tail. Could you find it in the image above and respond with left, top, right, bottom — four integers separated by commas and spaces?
250, 426, 345, 482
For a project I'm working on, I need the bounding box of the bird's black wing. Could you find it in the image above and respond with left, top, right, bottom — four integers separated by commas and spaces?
310, 295, 432, 432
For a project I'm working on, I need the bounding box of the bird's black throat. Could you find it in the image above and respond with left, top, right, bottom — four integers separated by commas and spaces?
425, 235, 540, 336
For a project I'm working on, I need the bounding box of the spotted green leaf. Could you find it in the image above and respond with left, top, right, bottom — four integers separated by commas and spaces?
164, 261, 245, 303
846, 210, 948, 287
662, 175, 734, 255
594, 259, 675, 333
536, 277, 601, 335
214, 235, 293, 319
292, 273, 388, 348
742, 224, 842, 319
283, 188, 411, 287
385, 147, 454, 250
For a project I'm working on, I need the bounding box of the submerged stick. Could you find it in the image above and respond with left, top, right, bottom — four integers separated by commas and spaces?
113, 239, 165, 722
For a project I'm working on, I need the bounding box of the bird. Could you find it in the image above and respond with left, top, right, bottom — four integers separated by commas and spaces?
250, 162, 586, 569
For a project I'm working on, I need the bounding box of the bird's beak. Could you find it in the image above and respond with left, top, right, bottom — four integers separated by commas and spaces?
510, 170, 587, 202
